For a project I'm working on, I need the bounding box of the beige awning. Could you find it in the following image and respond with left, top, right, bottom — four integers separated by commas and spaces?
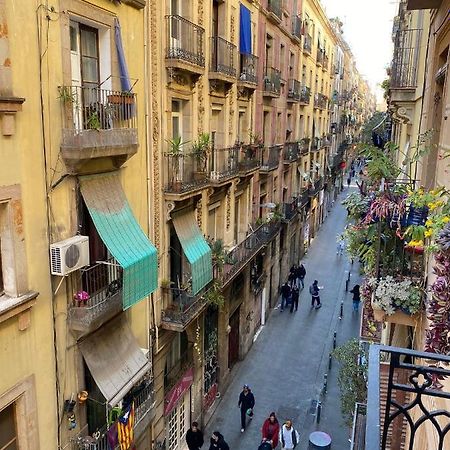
79, 315, 150, 407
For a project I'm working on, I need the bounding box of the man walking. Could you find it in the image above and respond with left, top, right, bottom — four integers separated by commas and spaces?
279, 420, 300, 450
290, 286, 299, 313
309, 280, 322, 309
186, 422, 204, 450
280, 282, 291, 312
296, 263, 306, 289
238, 384, 255, 432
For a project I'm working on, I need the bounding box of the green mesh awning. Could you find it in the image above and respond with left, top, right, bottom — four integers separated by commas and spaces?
80, 173, 158, 309
172, 211, 212, 294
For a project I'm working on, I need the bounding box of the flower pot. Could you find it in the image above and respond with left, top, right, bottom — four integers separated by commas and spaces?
405, 244, 424, 254
407, 206, 429, 226
108, 93, 135, 105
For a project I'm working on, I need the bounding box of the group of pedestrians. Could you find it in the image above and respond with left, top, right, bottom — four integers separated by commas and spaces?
279, 264, 306, 313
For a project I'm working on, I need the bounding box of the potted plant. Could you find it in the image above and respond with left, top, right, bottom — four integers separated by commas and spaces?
107, 91, 135, 105
190, 133, 210, 179
166, 136, 187, 192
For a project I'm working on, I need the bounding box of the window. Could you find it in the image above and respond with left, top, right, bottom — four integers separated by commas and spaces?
302, 65, 306, 83
0, 202, 17, 298
263, 111, 271, 144
280, 44, 285, 74
265, 34, 273, 69
289, 51, 295, 78
172, 100, 182, 139
277, 112, 282, 143
0, 403, 18, 450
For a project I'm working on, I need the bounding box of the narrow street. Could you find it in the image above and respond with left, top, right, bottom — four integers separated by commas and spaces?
206, 188, 361, 450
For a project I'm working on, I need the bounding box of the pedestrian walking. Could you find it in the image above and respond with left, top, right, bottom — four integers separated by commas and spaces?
309, 280, 322, 309
238, 384, 255, 432
297, 263, 306, 289
288, 265, 297, 288
261, 412, 280, 449
347, 176, 351, 188
336, 238, 345, 256
290, 286, 299, 313
209, 431, 229, 450
280, 282, 291, 312
350, 284, 361, 312
279, 420, 300, 450
186, 422, 204, 450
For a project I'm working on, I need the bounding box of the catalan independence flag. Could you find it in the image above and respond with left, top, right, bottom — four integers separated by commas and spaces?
117, 402, 135, 450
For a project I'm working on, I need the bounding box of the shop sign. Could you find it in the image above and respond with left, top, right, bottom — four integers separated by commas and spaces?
164, 367, 194, 415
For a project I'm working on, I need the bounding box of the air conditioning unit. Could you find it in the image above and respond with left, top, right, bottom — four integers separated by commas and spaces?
50, 235, 90, 276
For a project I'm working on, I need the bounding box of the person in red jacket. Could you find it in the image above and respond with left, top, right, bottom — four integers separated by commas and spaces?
261, 412, 280, 449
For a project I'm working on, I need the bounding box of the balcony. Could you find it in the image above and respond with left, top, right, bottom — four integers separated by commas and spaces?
299, 138, 310, 156
71, 378, 155, 450
164, 150, 209, 197
210, 36, 237, 83
291, 16, 302, 42
316, 48, 324, 66
165, 15, 205, 75
406, 0, 443, 10
263, 67, 281, 97
299, 85, 311, 105
161, 287, 208, 332
210, 145, 239, 184
303, 34, 312, 55
67, 258, 123, 335
287, 79, 301, 102
297, 188, 310, 208
308, 177, 324, 197
314, 93, 328, 110
59, 86, 138, 173
365, 345, 450, 450
282, 199, 299, 222
283, 142, 299, 163
221, 222, 280, 287
260, 145, 281, 172
267, 0, 282, 24
238, 53, 258, 87
323, 54, 329, 71
311, 137, 320, 152
238, 144, 262, 174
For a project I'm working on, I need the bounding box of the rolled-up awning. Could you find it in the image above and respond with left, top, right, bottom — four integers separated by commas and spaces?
79, 316, 150, 407
79, 172, 158, 309
172, 210, 213, 294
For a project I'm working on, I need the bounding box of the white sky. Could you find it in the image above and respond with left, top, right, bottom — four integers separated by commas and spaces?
320, 0, 399, 103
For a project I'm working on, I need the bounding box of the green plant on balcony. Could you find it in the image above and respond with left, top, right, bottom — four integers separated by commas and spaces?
341, 191, 370, 220
190, 133, 210, 173
86, 110, 101, 130
57, 86, 76, 103
360, 142, 400, 182
204, 281, 225, 309
166, 136, 188, 189
249, 132, 263, 147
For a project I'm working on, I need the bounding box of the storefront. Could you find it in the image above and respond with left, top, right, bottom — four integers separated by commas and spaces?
203, 307, 219, 411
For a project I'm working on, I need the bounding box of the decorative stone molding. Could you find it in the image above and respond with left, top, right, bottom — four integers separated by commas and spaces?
112, 0, 146, 9
395, 105, 414, 124
196, 199, 202, 229
226, 189, 231, 231
0, 96, 25, 136
165, 201, 175, 221
197, 76, 205, 135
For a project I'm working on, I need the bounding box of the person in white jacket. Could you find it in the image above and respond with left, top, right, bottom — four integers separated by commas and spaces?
279, 420, 300, 450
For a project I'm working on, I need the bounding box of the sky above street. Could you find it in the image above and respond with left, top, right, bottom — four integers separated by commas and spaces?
320, 0, 399, 104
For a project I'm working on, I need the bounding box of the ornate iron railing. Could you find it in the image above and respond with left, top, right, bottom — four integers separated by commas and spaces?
210, 145, 239, 182
267, 0, 282, 20
68, 258, 123, 333
366, 345, 450, 450
263, 67, 281, 96
238, 144, 262, 173
210, 36, 237, 78
165, 15, 205, 68
299, 138, 310, 155
283, 142, 299, 162
292, 15, 302, 40
308, 177, 324, 196
391, 28, 422, 88
323, 53, 329, 71
282, 199, 298, 222
297, 188, 310, 208
239, 53, 258, 84
60, 85, 137, 132
303, 34, 312, 54
299, 85, 311, 104
314, 93, 328, 110
287, 79, 301, 101
260, 145, 281, 171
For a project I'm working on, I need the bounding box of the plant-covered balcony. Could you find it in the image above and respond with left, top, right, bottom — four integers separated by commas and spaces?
260, 145, 282, 172
299, 138, 310, 155
291, 15, 302, 41
263, 67, 281, 97
59, 86, 138, 173
313, 93, 328, 110
283, 142, 299, 163
303, 34, 312, 54
238, 53, 258, 87
282, 198, 298, 222
210, 36, 237, 82
165, 15, 205, 74
210, 145, 239, 183
238, 143, 262, 174
67, 258, 123, 335
267, 0, 282, 24
299, 85, 311, 105
287, 79, 301, 102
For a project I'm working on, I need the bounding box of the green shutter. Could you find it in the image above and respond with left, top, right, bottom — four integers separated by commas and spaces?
80, 173, 158, 309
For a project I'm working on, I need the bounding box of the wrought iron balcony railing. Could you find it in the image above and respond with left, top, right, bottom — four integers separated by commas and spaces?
238, 144, 262, 173
267, 0, 282, 21
314, 93, 328, 110
282, 199, 298, 222
299, 85, 311, 104
365, 345, 450, 450
316, 48, 324, 65
263, 67, 281, 96
308, 176, 324, 196
260, 145, 282, 171
299, 138, 310, 155
283, 142, 299, 163
292, 15, 302, 40
68, 258, 123, 334
391, 28, 422, 89
165, 15, 205, 69
323, 53, 329, 71
303, 34, 312, 54
239, 53, 258, 85
210, 145, 239, 182
297, 188, 310, 208
287, 79, 301, 102
311, 137, 319, 152
210, 36, 237, 78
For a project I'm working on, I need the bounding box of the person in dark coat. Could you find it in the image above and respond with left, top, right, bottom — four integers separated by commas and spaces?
238, 384, 255, 432
350, 284, 361, 312
296, 264, 306, 289
209, 431, 229, 450
290, 286, 299, 313
280, 282, 291, 312
261, 412, 280, 449
186, 422, 204, 450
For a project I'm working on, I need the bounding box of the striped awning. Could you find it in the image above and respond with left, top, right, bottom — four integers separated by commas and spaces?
172, 210, 213, 294
79, 172, 158, 309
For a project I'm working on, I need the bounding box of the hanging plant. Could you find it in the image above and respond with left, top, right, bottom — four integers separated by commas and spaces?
341, 191, 370, 220
204, 281, 225, 309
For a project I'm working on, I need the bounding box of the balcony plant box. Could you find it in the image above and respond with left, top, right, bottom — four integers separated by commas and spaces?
107, 92, 135, 105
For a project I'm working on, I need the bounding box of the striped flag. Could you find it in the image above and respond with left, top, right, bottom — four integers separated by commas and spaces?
117, 402, 135, 450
